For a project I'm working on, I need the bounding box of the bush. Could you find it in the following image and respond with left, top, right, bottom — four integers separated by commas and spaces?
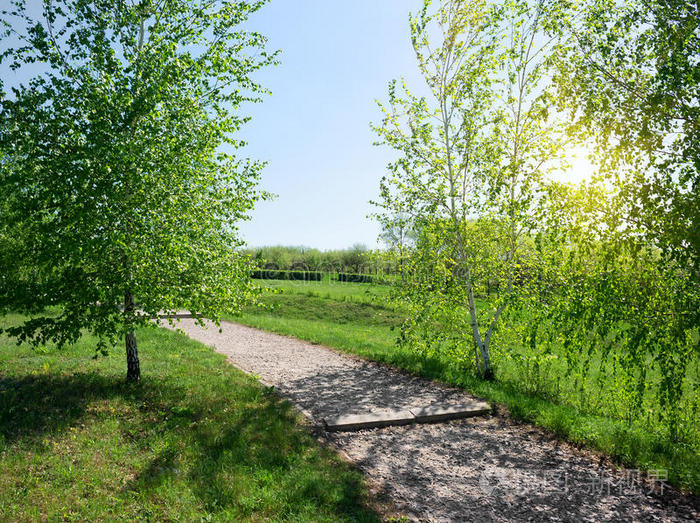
251, 270, 323, 281
337, 273, 373, 283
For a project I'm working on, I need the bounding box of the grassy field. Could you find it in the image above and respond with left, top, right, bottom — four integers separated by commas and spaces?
0, 313, 382, 522
257, 276, 392, 303
230, 279, 700, 493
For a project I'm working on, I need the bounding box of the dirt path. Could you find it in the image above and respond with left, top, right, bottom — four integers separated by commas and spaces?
168, 319, 698, 522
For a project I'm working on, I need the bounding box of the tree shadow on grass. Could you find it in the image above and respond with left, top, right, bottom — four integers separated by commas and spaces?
125, 391, 380, 521
0, 371, 380, 520
0, 372, 134, 443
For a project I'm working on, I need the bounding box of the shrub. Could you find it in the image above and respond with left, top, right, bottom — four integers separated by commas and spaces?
250, 270, 323, 281
337, 273, 373, 283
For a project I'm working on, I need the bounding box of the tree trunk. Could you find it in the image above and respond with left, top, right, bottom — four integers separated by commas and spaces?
125, 330, 140, 382
466, 276, 494, 380
124, 291, 140, 382
480, 342, 494, 381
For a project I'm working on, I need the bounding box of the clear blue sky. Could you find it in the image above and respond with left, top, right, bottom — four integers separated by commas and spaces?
238, 0, 425, 250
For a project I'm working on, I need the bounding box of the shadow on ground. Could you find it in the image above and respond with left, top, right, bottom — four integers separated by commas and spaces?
0, 372, 139, 443
276, 362, 472, 419
0, 372, 381, 521
266, 362, 700, 520
325, 411, 700, 521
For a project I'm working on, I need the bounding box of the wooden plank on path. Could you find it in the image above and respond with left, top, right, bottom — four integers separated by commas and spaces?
323, 409, 415, 431
410, 401, 491, 423
323, 401, 491, 431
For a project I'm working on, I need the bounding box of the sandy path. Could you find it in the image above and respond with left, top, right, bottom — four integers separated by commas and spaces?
168, 319, 699, 522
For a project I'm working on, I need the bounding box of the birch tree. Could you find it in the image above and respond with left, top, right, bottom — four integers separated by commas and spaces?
540, 0, 700, 441
552, 0, 699, 277
0, 0, 276, 381
372, 0, 565, 379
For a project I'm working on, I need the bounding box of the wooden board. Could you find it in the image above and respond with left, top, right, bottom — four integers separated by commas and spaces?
323, 409, 415, 432
323, 402, 490, 432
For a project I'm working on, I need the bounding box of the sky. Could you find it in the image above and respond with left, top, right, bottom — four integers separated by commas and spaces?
236, 0, 425, 250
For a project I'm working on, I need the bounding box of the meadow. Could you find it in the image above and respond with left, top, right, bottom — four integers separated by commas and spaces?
0, 313, 382, 521
230, 279, 700, 493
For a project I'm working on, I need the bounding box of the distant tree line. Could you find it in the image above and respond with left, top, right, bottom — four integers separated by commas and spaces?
245, 244, 386, 275
244, 235, 543, 293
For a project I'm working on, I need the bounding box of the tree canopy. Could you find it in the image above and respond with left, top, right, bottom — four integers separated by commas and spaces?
0, 0, 277, 380
373, 0, 698, 443
552, 0, 699, 276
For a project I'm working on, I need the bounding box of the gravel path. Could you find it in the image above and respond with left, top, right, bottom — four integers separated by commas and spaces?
169, 319, 699, 522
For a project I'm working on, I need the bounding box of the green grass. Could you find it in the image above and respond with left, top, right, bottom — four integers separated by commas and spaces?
0, 313, 381, 522
257, 278, 392, 304
231, 283, 700, 493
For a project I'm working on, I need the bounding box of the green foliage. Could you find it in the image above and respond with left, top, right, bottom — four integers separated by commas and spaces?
371, 0, 698, 456
0, 0, 277, 376
247, 244, 376, 274
504, 181, 700, 447
551, 0, 699, 277
245, 246, 397, 283
0, 315, 380, 521
529, 0, 700, 446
